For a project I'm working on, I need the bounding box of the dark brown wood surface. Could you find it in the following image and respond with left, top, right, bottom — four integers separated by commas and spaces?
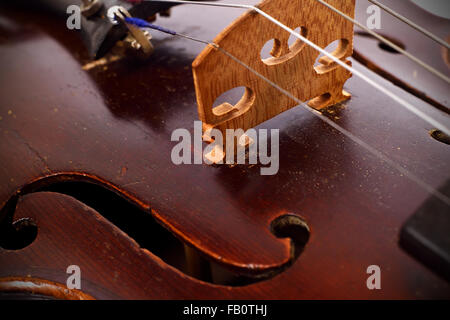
0, 0, 449, 299
353, 0, 450, 112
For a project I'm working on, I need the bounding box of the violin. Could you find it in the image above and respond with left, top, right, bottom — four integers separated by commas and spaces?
0, 0, 449, 300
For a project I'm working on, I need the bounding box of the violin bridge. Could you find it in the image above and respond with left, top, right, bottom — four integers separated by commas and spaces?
192, 0, 355, 163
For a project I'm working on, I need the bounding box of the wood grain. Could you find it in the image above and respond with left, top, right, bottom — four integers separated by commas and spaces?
193, 0, 355, 160
0, 1, 449, 299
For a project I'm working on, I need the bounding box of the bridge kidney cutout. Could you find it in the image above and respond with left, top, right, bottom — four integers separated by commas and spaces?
314, 39, 350, 74
260, 27, 308, 66
212, 86, 255, 118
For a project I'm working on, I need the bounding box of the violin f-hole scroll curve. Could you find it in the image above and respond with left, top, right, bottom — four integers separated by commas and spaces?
192, 0, 355, 162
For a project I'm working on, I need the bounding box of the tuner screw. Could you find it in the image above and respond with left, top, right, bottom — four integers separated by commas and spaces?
81, 0, 103, 18
107, 5, 127, 25
109, 7, 154, 58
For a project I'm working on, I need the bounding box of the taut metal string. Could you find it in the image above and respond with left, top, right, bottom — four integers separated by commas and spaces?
314, 0, 450, 84
124, 14, 450, 206
146, 0, 450, 84
367, 0, 450, 49
217, 44, 450, 206
145, 0, 450, 136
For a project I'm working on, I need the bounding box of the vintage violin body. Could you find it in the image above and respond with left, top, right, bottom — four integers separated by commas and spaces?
0, 0, 449, 299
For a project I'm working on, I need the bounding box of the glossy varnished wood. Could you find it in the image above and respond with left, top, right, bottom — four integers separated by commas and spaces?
353, 0, 450, 112
0, 1, 449, 299
193, 0, 354, 160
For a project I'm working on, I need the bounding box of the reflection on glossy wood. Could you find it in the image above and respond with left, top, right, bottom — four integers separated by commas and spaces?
193, 0, 354, 162
0, 1, 449, 299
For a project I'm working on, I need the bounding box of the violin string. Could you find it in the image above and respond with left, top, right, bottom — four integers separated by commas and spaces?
215, 44, 450, 206
146, 0, 450, 84
367, 0, 450, 50
144, 0, 450, 137
125, 16, 450, 206
314, 0, 450, 84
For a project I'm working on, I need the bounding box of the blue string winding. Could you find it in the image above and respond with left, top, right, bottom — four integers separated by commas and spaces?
124, 17, 177, 36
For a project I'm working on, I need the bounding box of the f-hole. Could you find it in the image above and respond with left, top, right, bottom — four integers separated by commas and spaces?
0, 178, 309, 287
